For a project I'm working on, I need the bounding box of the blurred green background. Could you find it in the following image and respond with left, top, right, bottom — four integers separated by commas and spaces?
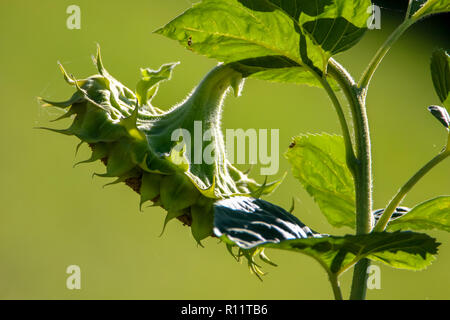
0, 0, 449, 299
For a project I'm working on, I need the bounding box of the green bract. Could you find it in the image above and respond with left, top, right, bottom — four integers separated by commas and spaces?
40, 47, 281, 244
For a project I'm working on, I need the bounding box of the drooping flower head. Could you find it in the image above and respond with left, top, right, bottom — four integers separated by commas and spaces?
40, 47, 282, 244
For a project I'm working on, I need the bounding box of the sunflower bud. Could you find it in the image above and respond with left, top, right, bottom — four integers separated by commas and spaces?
40, 47, 283, 244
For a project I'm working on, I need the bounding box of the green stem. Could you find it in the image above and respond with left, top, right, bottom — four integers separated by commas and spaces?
328, 60, 373, 300
374, 148, 450, 232
315, 72, 357, 174
354, 93, 373, 235
329, 273, 343, 300
358, 19, 413, 90
312, 65, 361, 300
302, 252, 345, 300
349, 92, 373, 301
328, 60, 362, 156
349, 259, 370, 300
329, 60, 374, 235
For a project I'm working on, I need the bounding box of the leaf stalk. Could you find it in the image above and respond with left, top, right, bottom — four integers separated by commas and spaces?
374, 149, 450, 232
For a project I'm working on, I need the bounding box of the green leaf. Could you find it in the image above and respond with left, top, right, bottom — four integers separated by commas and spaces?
155, 0, 370, 84
407, 0, 450, 20
297, 0, 371, 65
273, 231, 439, 272
430, 49, 450, 109
387, 196, 450, 233
229, 56, 323, 88
229, 56, 339, 89
285, 133, 355, 228
136, 62, 179, 105
213, 197, 439, 274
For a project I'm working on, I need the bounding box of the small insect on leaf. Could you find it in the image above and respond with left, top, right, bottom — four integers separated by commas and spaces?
428, 105, 450, 129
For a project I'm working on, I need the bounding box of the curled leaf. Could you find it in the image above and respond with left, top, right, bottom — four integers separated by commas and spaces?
214, 197, 440, 276
428, 105, 450, 129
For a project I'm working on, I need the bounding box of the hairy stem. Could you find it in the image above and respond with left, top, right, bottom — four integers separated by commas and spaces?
349, 259, 370, 300
310, 64, 362, 300
349, 93, 373, 300
350, 91, 373, 300
314, 72, 357, 174
374, 148, 450, 232
328, 59, 373, 300
329, 60, 374, 235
